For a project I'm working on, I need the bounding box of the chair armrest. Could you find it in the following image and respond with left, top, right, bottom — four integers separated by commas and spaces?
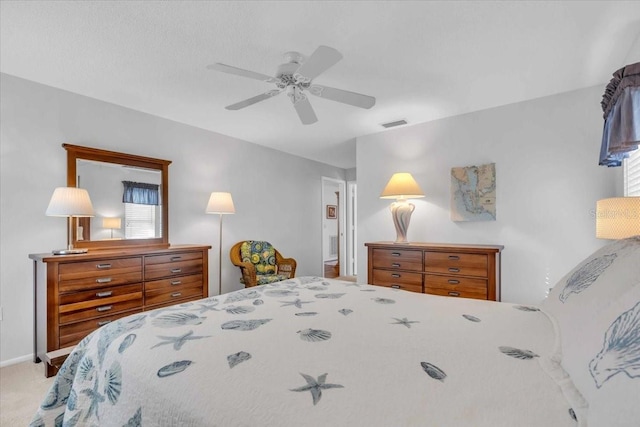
277, 258, 297, 278
237, 262, 258, 287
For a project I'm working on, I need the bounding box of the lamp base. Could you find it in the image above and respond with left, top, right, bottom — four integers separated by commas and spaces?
52, 248, 88, 255
389, 199, 415, 243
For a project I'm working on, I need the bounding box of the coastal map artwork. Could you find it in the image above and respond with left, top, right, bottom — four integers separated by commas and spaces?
450, 163, 496, 222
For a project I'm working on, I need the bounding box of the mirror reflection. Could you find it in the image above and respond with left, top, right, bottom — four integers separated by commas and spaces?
76, 159, 162, 241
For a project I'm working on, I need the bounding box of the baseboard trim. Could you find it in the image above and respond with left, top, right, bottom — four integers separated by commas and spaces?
0, 353, 34, 368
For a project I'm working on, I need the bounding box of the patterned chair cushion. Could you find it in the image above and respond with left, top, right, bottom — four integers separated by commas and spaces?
256, 274, 291, 285
240, 241, 277, 275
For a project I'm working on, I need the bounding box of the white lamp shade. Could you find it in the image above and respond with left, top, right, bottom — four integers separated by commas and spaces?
206, 192, 235, 214
596, 197, 640, 239
380, 173, 425, 199
102, 217, 122, 229
45, 187, 94, 217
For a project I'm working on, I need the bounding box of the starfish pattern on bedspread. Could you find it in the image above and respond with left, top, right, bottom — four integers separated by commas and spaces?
290, 373, 344, 405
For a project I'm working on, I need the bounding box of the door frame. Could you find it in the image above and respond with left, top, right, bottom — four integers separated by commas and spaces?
320, 177, 346, 277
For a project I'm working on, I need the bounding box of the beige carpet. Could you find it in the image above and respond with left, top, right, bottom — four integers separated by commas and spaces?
1, 361, 54, 426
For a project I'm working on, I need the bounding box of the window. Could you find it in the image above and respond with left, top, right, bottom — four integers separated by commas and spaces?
624, 149, 640, 196
124, 203, 160, 239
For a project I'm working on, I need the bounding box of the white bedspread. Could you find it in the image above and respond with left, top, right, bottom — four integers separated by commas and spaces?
32, 277, 577, 426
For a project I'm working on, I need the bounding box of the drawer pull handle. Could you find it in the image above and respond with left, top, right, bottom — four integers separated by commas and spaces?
448, 268, 460, 273
448, 279, 460, 284
96, 263, 112, 269
96, 305, 113, 312
171, 268, 182, 274
391, 252, 401, 257
391, 273, 401, 278
448, 255, 460, 260
391, 285, 401, 289
170, 256, 182, 261
96, 291, 113, 297
96, 278, 112, 284
448, 292, 460, 297
171, 280, 182, 286
391, 263, 401, 267
97, 320, 112, 326
171, 292, 182, 298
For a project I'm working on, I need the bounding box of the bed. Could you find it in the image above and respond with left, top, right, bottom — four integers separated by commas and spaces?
31, 237, 640, 427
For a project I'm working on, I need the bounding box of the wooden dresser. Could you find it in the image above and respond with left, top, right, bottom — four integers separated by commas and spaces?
30, 244, 210, 377
365, 242, 503, 301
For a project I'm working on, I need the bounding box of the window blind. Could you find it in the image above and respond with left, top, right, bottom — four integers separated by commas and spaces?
624, 149, 640, 196
124, 203, 157, 239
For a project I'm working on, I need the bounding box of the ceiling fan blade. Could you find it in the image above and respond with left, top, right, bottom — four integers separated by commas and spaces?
292, 93, 318, 125
226, 89, 283, 110
207, 63, 278, 83
308, 84, 376, 109
294, 46, 343, 82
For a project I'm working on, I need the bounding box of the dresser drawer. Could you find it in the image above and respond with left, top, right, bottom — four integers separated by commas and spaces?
145, 285, 203, 307
59, 257, 142, 279
145, 274, 203, 293
425, 287, 488, 300
425, 274, 488, 299
145, 251, 202, 266
372, 248, 422, 271
59, 293, 143, 324
145, 258, 203, 280
58, 308, 142, 347
424, 252, 488, 277
59, 283, 142, 305
372, 269, 422, 293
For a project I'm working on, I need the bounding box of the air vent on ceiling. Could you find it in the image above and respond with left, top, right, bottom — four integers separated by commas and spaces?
381, 119, 408, 128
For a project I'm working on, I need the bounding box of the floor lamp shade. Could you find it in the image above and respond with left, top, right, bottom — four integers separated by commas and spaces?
206, 192, 235, 296
596, 197, 640, 239
206, 192, 236, 214
380, 173, 425, 243
46, 187, 94, 254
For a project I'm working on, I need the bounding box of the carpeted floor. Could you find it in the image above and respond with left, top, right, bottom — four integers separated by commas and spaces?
1, 360, 54, 426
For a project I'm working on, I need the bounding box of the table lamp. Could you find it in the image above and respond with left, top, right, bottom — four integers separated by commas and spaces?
596, 197, 640, 239
102, 217, 122, 239
380, 172, 425, 243
46, 187, 95, 254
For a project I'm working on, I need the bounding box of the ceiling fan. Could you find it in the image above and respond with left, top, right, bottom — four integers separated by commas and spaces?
207, 46, 376, 125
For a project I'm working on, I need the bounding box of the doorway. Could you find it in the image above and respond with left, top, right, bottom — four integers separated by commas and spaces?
322, 177, 355, 278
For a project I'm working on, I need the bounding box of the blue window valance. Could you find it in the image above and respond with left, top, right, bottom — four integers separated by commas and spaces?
599, 62, 640, 167
122, 181, 160, 206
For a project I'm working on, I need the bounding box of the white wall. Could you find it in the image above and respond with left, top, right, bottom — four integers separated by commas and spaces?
356, 85, 622, 304
0, 73, 345, 364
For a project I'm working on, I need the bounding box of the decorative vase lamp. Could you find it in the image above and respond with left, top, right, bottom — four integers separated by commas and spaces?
45, 187, 95, 255
102, 217, 122, 239
596, 197, 640, 239
380, 172, 425, 243
206, 192, 236, 295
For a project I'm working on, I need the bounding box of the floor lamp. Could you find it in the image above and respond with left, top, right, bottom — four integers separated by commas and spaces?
206, 192, 235, 296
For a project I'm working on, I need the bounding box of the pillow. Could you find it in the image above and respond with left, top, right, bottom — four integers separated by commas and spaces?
541, 236, 640, 319
540, 236, 640, 426
566, 284, 640, 427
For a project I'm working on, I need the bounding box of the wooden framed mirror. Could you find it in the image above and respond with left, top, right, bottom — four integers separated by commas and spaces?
64, 143, 171, 250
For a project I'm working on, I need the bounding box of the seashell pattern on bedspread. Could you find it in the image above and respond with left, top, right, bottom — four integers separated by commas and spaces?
32, 277, 580, 427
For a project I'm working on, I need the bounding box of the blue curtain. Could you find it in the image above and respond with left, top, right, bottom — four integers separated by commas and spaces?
122, 181, 160, 205
599, 62, 640, 167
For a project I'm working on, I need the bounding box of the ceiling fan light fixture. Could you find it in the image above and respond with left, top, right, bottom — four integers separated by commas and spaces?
381, 119, 408, 128
208, 45, 376, 124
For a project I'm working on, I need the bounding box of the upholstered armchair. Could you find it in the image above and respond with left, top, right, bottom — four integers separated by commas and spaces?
229, 241, 297, 287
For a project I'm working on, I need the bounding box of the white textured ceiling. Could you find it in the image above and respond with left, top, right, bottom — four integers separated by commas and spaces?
2, 1, 640, 169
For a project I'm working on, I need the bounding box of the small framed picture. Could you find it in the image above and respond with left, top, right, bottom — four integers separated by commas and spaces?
326, 205, 337, 219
